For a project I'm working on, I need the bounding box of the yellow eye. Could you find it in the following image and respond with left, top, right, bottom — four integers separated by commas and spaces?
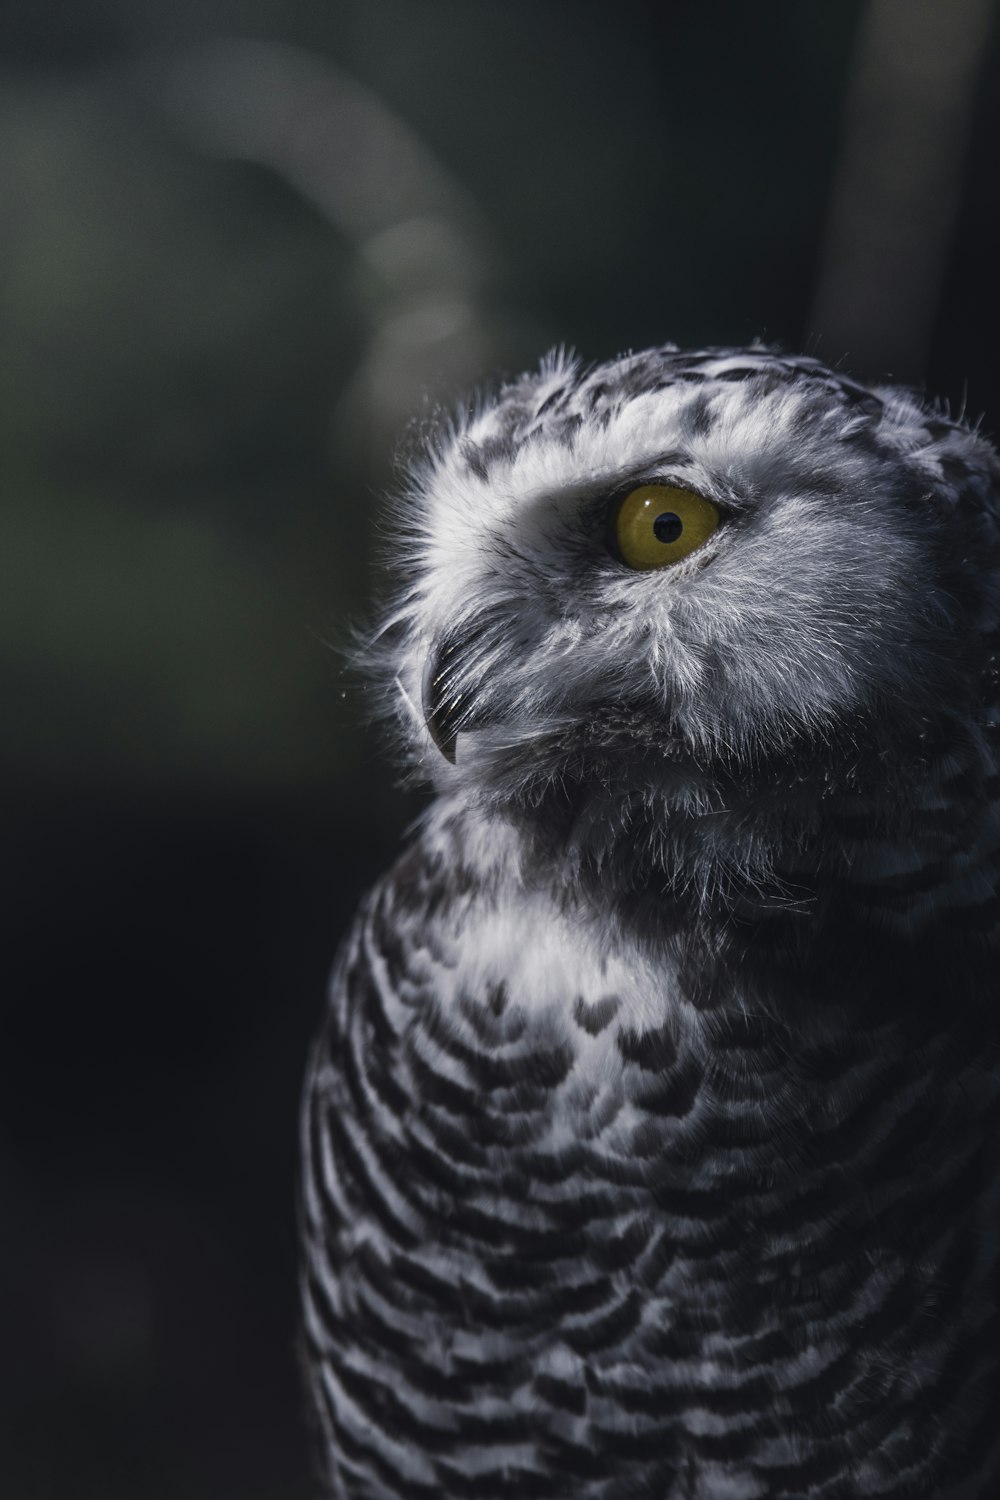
610, 483, 721, 571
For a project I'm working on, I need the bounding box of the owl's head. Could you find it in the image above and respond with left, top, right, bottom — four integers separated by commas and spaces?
369, 346, 1000, 931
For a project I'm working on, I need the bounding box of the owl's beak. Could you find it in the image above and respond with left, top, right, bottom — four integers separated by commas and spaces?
422, 636, 466, 763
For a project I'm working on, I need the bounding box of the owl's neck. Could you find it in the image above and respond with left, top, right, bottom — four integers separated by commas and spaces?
431, 738, 1000, 1014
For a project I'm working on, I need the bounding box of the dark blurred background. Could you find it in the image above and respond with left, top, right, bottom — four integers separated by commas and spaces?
4, 1, 1000, 1495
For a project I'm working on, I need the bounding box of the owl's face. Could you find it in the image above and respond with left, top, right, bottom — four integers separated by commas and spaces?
375, 347, 1000, 910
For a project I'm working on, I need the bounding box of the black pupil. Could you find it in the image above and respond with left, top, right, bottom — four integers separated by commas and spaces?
653, 511, 683, 544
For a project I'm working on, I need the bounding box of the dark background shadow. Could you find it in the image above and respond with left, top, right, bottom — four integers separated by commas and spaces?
4, 2, 1000, 1495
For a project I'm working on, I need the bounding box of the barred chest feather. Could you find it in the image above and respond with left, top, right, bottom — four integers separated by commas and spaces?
301, 806, 1000, 1500
301, 343, 1000, 1497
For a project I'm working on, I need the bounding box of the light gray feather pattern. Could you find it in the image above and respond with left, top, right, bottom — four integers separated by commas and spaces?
301, 345, 1000, 1498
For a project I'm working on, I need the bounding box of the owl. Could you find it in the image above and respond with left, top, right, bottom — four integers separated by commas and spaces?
300, 345, 1000, 1499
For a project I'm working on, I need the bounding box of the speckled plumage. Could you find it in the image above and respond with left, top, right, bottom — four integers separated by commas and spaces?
300, 345, 1000, 1498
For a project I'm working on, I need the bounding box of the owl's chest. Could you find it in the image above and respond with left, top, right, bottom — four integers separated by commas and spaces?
302, 858, 1000, 1497
337, 853, 999, 1292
